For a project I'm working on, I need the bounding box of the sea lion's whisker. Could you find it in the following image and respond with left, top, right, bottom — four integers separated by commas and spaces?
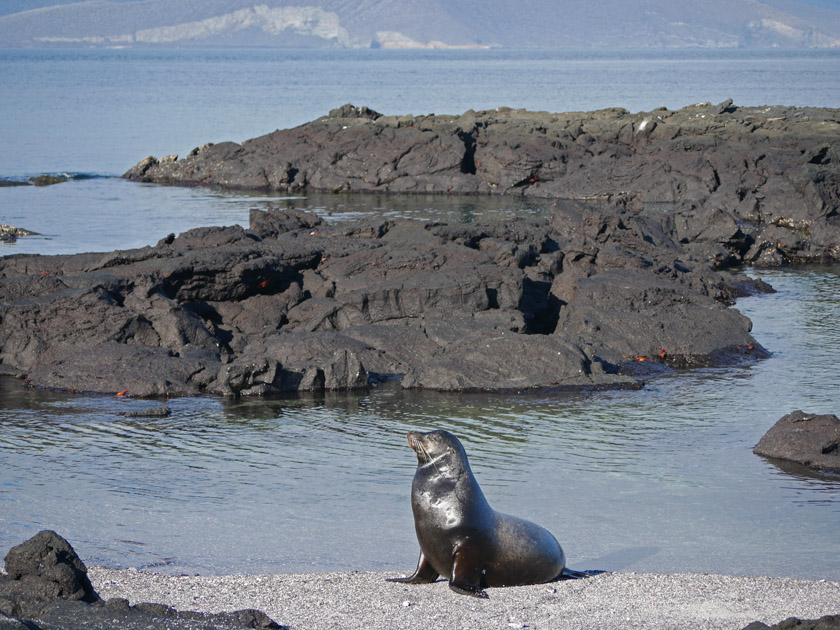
422, 443, 445, 475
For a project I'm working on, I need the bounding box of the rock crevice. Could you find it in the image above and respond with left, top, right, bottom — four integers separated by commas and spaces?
1, 202, 774, 397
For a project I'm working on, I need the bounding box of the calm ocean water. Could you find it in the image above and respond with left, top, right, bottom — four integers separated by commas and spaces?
3, 47, 840, 178
1, 48, 839, 579
2, 47, 840, 254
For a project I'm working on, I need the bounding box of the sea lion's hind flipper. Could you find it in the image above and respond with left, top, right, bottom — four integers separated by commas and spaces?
387, 552, 440, 584
556, 568, 606, 580
449, 543, 489, 598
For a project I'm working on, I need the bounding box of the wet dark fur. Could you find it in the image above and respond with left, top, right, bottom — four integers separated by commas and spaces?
388, 429, 567, 598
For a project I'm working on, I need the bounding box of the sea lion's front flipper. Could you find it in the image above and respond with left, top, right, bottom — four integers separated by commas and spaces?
449, 543, 488, 598
387, 552, 440, 584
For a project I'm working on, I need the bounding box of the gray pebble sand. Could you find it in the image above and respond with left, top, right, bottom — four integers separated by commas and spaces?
89, 568, 840, 630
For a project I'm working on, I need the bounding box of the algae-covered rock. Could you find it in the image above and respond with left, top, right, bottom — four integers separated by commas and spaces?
28, 175, 67, 186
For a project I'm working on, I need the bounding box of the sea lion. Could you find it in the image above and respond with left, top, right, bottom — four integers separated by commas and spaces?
388, 429, 570, 598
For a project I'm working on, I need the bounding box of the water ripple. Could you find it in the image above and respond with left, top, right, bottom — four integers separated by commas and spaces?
1, 266, 839, 578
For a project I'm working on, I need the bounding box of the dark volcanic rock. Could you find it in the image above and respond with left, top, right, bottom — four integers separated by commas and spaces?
2, 530, 98, 618
553, 264, 762, 368
125, 102, 840, 267
26, 342, 219, 397
743, 615, 840, 630
5, 599, 284, 630
754, 411, 840, 475
248, 207, 322, 239
400, 330, 614, 391
0, 203, 772, 396
0, 531, 284, 630
112, 101, 840, 398
120, 405, 172, 418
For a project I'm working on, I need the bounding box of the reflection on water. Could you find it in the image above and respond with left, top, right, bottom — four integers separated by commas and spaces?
0, 267, 839, 580
0, 177, 550, 256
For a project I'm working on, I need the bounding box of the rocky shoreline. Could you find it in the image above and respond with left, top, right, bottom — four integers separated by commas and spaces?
3, 102, 839, 398
0, 202, 771, 397
125, 101, 840, 267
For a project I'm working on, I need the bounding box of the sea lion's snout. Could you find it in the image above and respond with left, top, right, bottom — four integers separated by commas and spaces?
407, 431, 423, 452
407, 431, 431, 462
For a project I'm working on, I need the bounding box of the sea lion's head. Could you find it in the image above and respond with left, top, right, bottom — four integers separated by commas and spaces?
406, 430, 469, 470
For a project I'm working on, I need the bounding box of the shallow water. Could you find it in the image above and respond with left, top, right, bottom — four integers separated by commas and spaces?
1, 266, 838, 580
0, 176, 551, 256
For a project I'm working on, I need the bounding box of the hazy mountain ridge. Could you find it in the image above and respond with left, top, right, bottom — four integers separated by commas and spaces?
1, 0, 839, 48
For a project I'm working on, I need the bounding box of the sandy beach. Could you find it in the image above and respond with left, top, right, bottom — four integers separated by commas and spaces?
89, 568, 840, 630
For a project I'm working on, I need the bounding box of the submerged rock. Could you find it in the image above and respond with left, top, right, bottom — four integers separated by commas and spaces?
28, 175, 67, 187
754, 411, 840, 475
120, 405, 172, 418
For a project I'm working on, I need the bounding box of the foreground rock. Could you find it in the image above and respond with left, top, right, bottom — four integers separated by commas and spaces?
744, 616, 840, 630
0, 202, 771, 397
754, 411, 840, 475
2, 530, 99, 618
125, 101, 840, 267
0, 531, 282, 629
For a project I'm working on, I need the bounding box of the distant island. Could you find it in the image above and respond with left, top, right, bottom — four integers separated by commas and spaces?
1, 0, 839, 49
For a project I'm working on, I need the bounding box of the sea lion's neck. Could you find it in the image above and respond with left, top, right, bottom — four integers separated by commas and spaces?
419, 451, 455, 469
417, 452, 473, 478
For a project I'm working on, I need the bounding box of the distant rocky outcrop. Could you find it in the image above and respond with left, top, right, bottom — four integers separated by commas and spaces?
126, 102, 840, 267
0, 201, 771, 397
0, 530, 283, 629
0, 225, 38, 242
754, 411, 840, 475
